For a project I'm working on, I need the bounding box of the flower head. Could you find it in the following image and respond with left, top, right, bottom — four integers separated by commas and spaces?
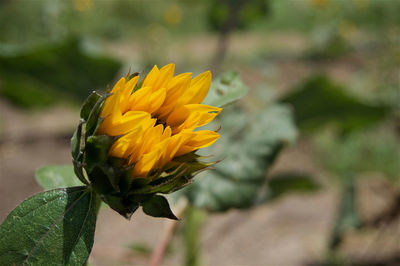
71, 64, 221, 218
98, 64, 221, 178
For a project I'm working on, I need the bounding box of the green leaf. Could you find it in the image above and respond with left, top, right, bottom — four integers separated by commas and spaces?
184, 105, 297, 211
35, 165, 85, 190
0, 187, 97, 265
142, 195, 178, 220
0, 37, 121, 109
280, 75, 389, 133
267, 172, 319, 200
203, 71, 248, 108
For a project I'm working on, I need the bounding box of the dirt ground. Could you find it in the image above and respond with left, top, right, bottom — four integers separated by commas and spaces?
1, 32, 399, 265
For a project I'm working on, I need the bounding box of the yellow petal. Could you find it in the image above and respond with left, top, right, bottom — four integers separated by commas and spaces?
128, 86, 153, 111
120, 76, 139, 113
148, 88, 166, 114
109, 126, 143, 158
132, 138, 170, 177
101, 77, 126, 118
100, 111, 153, 136
175, 130, 219, 156
176, 71, 211, 106
142, 65, 160, 88
152, 63, 175, 91
166, 104, 222, 133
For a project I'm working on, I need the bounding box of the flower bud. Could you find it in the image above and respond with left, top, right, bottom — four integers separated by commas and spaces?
71, 64, 221, 218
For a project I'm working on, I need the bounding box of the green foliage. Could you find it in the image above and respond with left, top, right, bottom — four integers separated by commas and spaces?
315, 129, 400, 183
35, 165, 84, 190
267, 172, 319, 200
0, 187, 97, 265
127, 242, 153, 256
182, 207, 207, 266
0, 38, 121, 108
0, 77, 63, 108
207, 0, 269, 31
280, 75, 389, 133
307, 26, 352, 60
203, 71, 248, 108
184, 104, 297, 211
329, 178, 361, 250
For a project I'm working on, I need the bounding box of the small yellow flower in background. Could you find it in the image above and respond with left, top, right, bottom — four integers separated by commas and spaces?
73, 0, 93, 12
163, 4, 183, 25
98, 64, 221, 178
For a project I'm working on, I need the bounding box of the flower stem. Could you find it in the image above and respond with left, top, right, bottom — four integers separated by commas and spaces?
148, 197, 188, 266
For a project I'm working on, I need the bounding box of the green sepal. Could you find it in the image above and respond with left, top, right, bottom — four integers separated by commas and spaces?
130, 167, 193, 195
71, 121, 90, 185
85, 94, 105, 136
166, 160, 213, 176
142, 195, 178, 220
80, 91, 102, 121
101, 193, 149, 219
84, 135, 117, 173
89, 165, 118, 194
73, 160, 89, 185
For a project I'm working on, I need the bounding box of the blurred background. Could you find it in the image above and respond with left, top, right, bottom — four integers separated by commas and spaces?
0, 0, 399, 265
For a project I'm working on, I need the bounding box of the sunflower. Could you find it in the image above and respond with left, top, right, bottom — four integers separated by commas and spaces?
97, 64, 222, 178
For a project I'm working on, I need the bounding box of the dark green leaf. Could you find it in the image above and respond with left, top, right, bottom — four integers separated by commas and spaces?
0, 187, 97, 265
280, 75, 389, 133
184, 105, 297, 211
0, 37, 121, 109
142, 195, 178, 220
203, 72, 248, 108
35, 165, 85, 190
80, 91, 101, 121
268, 172, 319, 200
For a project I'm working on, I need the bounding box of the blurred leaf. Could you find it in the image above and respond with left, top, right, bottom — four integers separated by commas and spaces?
184, 105, 297, 212
207, 0, 269, 31
35, 165, 84, 190
315, 130, 400, 183
203, 71, 248, 108
127, 243, 152, 256
0, 187, 97, 265
0, 76, 63, 108
280, 75, 389, 133
0, 37, 121, 108
182, 207, 207, 266
268, 172, 319, 200
329, 178, 361, 249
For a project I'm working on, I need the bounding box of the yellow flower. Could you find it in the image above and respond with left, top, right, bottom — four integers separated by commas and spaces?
97, 64, 221, 178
